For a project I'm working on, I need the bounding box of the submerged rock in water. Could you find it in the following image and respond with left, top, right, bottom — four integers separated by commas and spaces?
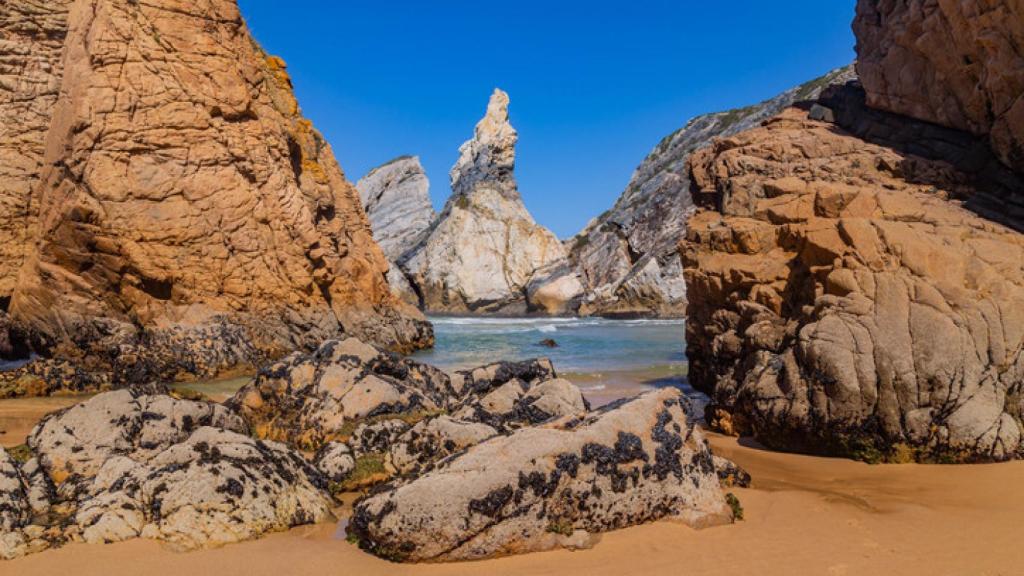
400, 89, 568, 313
350, 388, 732, 562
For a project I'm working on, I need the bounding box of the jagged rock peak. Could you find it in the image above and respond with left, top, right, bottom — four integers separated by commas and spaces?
451, 88, 518, 198
398, 88, 567, 313
356, 156, 435, 261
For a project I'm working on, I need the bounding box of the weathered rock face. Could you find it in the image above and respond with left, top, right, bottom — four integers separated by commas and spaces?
525, 66, 857, 317
400, 89, 567, 313
683, 85, 1024, 462
0, 447, 32, 559
73, 426, 332, 551
28, 386, 246, 488
0, 0, 72, 301
3, 386, 332, 558
1, 0, 431, 393
357, 156, 435, 262
228, 338, 452, 449
356, 156, 434, 306
854, 0, 1024, 174
350, 388, 731, 562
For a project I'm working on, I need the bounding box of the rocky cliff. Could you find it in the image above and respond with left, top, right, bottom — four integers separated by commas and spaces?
356, 156, 434, 306
0, 0, 72, 302
854, 0, 1024, 174
682, 2, 1024, 462
400, 89, 567, 313
0, 0, 431, 393
526, 66, 856, 318
356, 156, 434, 262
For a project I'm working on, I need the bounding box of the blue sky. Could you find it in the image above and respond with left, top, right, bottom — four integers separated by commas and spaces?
238, 1, 857, 238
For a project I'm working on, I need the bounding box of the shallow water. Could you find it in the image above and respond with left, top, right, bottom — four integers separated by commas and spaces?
412, 316, 688, 372
412, 316, 704, 409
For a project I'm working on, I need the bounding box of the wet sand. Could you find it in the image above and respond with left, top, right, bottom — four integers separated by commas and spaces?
4, 374, 1024, 575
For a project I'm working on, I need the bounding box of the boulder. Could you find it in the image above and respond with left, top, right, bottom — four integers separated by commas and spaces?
28, 385, 246, 490
400, 89, 568, 313
1, 0, 432, 396
313, 442, 356, 484
682, 86, 1024, 462
388, 416, 497, 477
451, 377, 589, 432
73, 427, 332, 551
0, 448, 31, 559
350, 388, 731, 562
227, 338, 451, 449
854, 0, 1024, 173
9, 387, 333, 556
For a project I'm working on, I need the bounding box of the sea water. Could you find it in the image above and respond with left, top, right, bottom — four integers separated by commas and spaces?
412, 316, 687, 372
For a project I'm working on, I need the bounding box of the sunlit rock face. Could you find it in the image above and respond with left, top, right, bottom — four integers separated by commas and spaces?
0, 0, 432, 395
401, 89, 568, 314
682, 83, 1024, 463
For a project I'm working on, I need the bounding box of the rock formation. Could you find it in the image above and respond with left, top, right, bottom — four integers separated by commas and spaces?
0, 0, 71, 302
349, 388, 732, 562
0, 0, 431, 396
228, 338, 453, 449
525, 66, 857, 317
1, 385, 333, 559
357, 156, 435, 262
683, 80, 1024, 462
854, 0, 1024, 174
400, 89, 568, 313
356, 157, 434, 306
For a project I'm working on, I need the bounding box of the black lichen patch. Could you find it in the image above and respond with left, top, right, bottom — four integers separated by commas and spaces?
468, 485, 514, 518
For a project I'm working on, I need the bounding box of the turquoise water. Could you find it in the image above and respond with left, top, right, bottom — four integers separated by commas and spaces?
411, 316, 688, 372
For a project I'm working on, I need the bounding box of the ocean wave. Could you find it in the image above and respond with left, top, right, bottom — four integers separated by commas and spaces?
537, 325, 557, 333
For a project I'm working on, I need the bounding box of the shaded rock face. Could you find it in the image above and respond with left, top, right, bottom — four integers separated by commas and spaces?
0, 0, 72, 300
357, 156, 435, 262
854, 0, 1024, 174
401, 90, 567, 313
4, 386, 332, 558
0, 0, 431, 394
541, 67, 857, 318
228, 338, 453, 449
682, 87, 1024, 462
350, 388, 731, 562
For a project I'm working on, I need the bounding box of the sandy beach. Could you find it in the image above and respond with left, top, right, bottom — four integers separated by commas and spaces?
4, 376, 1022, 576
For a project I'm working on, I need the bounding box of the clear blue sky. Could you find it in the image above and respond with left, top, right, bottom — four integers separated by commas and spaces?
238, 1, 857, 238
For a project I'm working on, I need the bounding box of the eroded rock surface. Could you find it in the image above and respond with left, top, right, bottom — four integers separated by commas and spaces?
1, 0, 431, 395
400, 89, 567, 313
357, 156, 435, 262
1, 385, 332, 558
350, 388, 731, 562
854, 0, 1024, 173
228, 338, 452, 449
0, 0, 71, 299
683, 86, 1024, 462
73, 427, 331, 551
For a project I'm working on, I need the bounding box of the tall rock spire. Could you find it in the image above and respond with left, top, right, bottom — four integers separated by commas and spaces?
400, 89, 571, 313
